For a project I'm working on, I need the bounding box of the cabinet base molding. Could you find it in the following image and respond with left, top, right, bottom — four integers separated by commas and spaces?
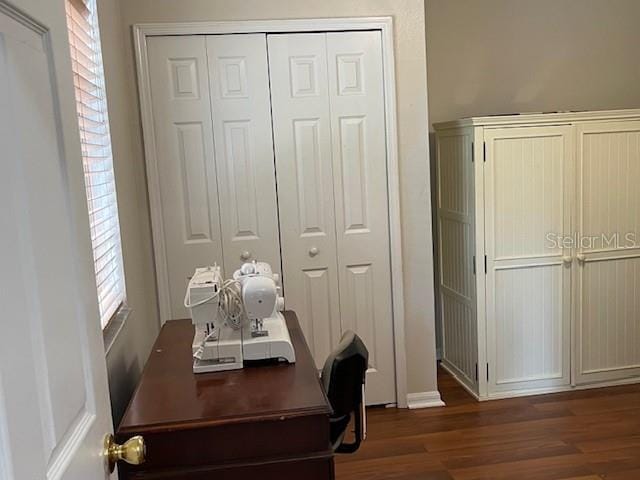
441, 360, 640, 401
478, 376, 640, 401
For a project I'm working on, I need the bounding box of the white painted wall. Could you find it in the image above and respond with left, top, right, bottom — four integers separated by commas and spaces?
113, 0, 438, 398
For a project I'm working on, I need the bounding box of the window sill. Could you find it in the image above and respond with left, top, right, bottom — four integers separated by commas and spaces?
103, 304, 132, 355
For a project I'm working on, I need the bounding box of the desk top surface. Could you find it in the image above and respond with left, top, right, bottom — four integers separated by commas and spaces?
118, 311, 330, 434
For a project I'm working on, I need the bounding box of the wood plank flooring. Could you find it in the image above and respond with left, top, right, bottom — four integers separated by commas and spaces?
335, 366, 640, 480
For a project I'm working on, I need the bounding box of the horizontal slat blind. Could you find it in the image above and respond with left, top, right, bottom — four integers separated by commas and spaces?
66, 0, 125, 328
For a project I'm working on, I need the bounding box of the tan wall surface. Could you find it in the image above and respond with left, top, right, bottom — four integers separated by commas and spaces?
111, 0, 438, 400
97, 0, 160, 424
426, 0, 640, 126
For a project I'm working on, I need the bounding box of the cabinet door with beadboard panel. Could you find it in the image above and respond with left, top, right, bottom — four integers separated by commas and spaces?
436, 129, 477, 393
206, 34, 281, 278
326, 31, 396, 404
575, 120, 640, 384
484, 126, 573, 396
267, 33, 343, 371
147, 36, 223, 320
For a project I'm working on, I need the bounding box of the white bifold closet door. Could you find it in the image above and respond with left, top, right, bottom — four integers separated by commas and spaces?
484, 126, 573, 396
147, 34, 281, 320
575, 121, 640, 384
268, 32, 395, 405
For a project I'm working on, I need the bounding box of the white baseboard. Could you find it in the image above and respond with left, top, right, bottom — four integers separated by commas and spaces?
406, 391, 445, 409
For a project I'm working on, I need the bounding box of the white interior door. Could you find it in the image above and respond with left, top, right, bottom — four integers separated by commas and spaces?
268, 31, 395, 404
267, 33, 343, 372
485, 126, 573, 397
206, 34, 281, 277
326, 31, 395, 404
147, 36, 223, 320
575, 120, 640, 385
0, 1, 115, 478
147, 34, 282, 320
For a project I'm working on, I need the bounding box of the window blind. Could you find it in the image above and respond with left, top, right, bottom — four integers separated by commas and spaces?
66, 0, 125, 328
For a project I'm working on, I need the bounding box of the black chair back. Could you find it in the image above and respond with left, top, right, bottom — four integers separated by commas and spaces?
320, 331, 369, 453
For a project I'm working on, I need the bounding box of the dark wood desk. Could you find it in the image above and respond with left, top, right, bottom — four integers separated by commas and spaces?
116, 312, 334, 479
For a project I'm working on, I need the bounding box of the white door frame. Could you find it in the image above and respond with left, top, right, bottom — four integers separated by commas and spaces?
133, 17, 408, 407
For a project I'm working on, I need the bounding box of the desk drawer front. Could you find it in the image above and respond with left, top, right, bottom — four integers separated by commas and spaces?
121, 453, 333, 480
118, 414, 330, 472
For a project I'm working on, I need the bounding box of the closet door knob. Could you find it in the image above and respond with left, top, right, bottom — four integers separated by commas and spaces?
576, 253, 586, 264
562, 256, 572, 265
308, 246, 319, 257
240, 251, 251, 261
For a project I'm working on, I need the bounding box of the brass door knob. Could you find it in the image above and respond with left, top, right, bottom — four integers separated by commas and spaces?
104, 434, 146, 473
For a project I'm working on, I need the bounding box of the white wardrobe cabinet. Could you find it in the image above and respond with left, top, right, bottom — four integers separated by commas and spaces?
435, 110, 640, 400
142, 30, 397, 405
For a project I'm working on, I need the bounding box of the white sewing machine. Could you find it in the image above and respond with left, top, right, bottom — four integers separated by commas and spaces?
185, 261, 295, 373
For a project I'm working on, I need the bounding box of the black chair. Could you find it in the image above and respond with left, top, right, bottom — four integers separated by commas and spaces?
320, 331, 369, 453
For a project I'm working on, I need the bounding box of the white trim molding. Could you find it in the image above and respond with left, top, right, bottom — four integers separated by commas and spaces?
133, 17, 409, 408
406, 391, 445, 409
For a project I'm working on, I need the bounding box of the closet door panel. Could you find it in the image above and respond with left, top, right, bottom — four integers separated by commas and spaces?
206, 34, 281, 277
147, 36, 222, 320
327, 31, 395, 404
485, 126, 573, 396
267, 33, 342, 368
576, 121, 640, 384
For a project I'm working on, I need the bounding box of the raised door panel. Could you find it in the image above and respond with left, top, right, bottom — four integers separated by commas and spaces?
485, 126, 573, 396
147, 36, 222, 320
579, 258, 640, 380
0, 5, 113, 478
206, 35, 281, 277
267, 33, 342, 369
579, 122, 640, 242
576, 121, 640, 384
326, 31, 395, 404
494, 266, 564, 384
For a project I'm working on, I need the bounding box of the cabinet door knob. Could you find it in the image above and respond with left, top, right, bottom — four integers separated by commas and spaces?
576, 253, 586, 263
240, 251, 251, 261
562, 256, 572, 265
308, 246, 319, 257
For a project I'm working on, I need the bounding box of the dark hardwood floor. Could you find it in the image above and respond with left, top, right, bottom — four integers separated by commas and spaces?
335, 365, 640, 480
